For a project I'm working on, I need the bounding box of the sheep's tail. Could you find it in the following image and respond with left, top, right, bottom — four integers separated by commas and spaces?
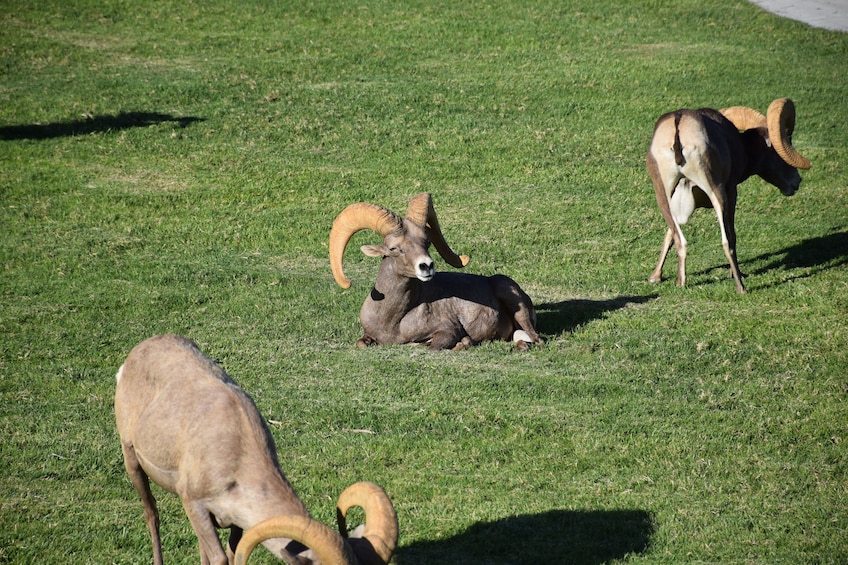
115, 364, 124, 384
673, 111, 685, 167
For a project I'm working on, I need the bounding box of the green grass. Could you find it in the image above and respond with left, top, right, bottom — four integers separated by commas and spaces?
2, 0, 847, 563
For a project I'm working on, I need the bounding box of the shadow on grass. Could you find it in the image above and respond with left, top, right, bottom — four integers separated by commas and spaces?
396, 508, 655, 565
747, 230, 848, 279
535, 295, 657, 335
687, 230, 848, 288
0, 111, 204, 140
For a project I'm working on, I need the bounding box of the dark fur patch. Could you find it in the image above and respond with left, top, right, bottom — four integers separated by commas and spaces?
673, 111, 685, 167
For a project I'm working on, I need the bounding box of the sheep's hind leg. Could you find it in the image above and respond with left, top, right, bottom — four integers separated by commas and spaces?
121, 443, 164, 565
511, 306, 541, 345
491, 275, 542, 345
649, 227, 674, 283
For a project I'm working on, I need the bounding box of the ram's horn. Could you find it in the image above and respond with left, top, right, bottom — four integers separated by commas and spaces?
234, 514, 357, 565
404, 193, 470, 269
766, 98, 811, 170
336, 482, 399, 565
719, 106, 766, 131
330, 202, 404, 289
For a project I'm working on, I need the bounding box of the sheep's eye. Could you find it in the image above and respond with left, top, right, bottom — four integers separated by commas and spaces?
389, 246, 400, 253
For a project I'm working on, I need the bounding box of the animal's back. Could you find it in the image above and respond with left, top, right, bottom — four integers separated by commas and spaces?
114, 334, 277, 493
115, 334, 235, 428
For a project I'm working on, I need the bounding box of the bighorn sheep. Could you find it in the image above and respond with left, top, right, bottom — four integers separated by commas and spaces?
646, 97, 810, 293
114, 334, 398, 565
329, 193, 542, 351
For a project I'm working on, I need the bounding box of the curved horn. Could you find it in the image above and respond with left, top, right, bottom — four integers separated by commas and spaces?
336, 482, 399, 565
234, 515, 357, 565
330, 203, 404, 289
405, 193, 470, 269
766, 98, 810, 170
719, 106, 766, 131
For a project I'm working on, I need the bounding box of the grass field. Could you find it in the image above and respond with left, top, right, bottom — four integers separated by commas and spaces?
2, 0, 847, 563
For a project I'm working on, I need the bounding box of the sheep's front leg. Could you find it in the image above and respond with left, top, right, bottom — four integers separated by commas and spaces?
182, 500, 228, 565
452, 336, 475, 351
356, 335, 379, 348
428, 330, 468, 350
226, 526, 242, 564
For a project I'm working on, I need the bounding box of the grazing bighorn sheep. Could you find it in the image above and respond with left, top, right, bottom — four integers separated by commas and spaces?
646, 97, 810, 293
114, 334, 398, 565
329, 192, 542, 350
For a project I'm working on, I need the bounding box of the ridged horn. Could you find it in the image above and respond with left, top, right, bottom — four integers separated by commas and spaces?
766, 98, 810, 170
234, 514, 358, 565
336, 482, 399, 565
404, 193, 470, 269
330, 203, 404, 289
719, 106, 766, 131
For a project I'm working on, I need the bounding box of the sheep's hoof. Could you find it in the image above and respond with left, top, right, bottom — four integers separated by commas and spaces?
515, 340, 531, 352
452, 337, 474, 351
356, 336, 377, 348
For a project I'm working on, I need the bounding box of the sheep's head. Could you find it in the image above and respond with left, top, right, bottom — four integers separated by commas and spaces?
359, 220, 437, 283
720, 98, 811, 196
329, 193, 469, 289
234, 482, 398, 565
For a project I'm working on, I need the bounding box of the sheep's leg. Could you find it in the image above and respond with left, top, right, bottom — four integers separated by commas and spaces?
649, 227, 674, 283
707, 188, 746, 293
491, 275, 541, 345
452, 336, 475, 351
673, 228, 688, 287
429, 329, 466, 350
182, 499, 228, 565
722, 189, 746, 291
121, 443, 164, 565
511, 307, 541, 345
226, 526, 243, 563
648, 166, 688, 287
356, 335, 378, 348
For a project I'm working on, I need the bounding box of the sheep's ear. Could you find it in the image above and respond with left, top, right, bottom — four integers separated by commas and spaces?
361, 244, 387, 257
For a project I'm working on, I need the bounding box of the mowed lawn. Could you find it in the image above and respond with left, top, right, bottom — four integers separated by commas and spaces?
1, 1, 847, 563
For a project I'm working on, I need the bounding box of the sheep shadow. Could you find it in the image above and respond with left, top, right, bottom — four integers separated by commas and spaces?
746, 230, 848, 280
395, 508, 655, 565
0, 111, 204, 140
687, 230, 848, 288
535, 295, 657, 335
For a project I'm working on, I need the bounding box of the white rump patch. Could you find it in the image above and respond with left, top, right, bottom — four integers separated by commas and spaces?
513, 330, 532, 343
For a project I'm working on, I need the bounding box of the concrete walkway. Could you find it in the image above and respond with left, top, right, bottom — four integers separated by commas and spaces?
750, 0, 848, 32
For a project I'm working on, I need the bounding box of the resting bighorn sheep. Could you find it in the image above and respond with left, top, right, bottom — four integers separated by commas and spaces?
329, 192, 542, 350
646, 97, 810, 293
114, 334, 398, 565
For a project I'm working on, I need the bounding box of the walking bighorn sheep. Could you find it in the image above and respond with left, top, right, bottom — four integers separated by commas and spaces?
114, 334, 398, 565
329, 192, 542, 350
646, 97, 810, 293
